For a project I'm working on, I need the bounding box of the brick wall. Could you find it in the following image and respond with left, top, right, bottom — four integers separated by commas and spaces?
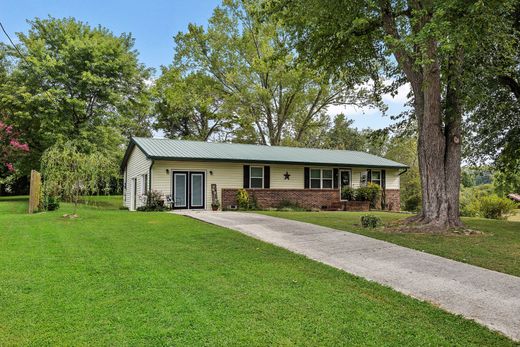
222, 188, 400, 211
385, 189, 400, 212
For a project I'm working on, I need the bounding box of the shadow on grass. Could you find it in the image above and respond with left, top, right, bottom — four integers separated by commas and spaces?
0, 196, 29, 202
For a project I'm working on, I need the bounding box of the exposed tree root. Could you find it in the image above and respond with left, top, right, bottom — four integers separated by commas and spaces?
384, 215, 477, 235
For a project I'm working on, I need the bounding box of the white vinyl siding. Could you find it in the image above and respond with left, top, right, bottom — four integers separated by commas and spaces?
124, 146, 151, 210
144, 160, 401, 210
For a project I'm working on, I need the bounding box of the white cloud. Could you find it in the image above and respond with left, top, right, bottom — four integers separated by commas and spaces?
382, 83, 411, 104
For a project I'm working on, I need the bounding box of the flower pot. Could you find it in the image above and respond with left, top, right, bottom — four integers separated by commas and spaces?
211, 205, 219, 211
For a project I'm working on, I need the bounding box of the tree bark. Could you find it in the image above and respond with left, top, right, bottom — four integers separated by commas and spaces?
380, 1, 464, 229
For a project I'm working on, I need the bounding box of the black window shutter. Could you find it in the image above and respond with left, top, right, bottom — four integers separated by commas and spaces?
243, 165, 250, 188
304, 167, 310, 189
381, 170, 386, 189
264, 166, 270, 188
333, 168, 339, 189
367, 169, 372, 183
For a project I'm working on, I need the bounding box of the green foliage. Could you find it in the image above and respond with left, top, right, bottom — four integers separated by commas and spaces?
385, 136, 421, 212
170, 0, 375, 146
40, 142, 119, 213
0, 17, 152, 177
320, 114, 368, 151
494, 167, 520, 196
236, 188, 250, 209
42, 195, 60, 211
479, 196, 517, 220
360, 214, 383, 228
341, 186, 355, 201
356, 183, 381, 208
461, 170, 476, 188
137, 190, 166, 212
153, 68, 232, 141
404, 195, 421, 213
460, 184, 496, 217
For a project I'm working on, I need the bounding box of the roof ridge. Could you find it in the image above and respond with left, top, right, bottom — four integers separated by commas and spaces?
134, 137, 379, 156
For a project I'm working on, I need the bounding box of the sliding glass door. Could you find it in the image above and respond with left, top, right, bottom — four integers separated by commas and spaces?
172, 171, 205, 209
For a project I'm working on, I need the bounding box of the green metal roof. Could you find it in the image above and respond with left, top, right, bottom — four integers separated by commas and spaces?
123, 137, 408, 169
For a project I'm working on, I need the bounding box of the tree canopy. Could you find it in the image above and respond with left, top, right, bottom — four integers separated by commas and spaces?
270, 0, 517, 228
0, 17, 152, 177
155, 0, 378, 146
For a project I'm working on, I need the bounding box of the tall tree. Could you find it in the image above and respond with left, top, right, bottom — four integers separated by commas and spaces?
172, 0, 377, 146
320, 114, 367, 151
153, 67, 233, 141
464, 2, 520, 189
0, 17, 152, 173
272, 0, 514, 228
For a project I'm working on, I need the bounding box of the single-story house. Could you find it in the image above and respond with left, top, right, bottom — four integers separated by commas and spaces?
121, 137, 408, 211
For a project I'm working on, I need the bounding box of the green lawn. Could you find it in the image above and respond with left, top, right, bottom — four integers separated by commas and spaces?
0, 197, 517, 346
258, 211, 520, 277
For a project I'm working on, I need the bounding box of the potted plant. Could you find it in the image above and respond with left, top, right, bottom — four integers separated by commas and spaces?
211, 199, 221, 211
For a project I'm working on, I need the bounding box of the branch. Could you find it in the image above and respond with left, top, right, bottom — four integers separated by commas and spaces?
498, 75, 520, 100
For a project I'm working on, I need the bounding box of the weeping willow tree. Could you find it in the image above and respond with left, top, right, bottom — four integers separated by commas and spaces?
41, 142, 119, 214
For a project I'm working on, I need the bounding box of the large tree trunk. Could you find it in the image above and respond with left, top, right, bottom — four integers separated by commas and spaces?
409, 42, 463, 229
380, 1, 463, 230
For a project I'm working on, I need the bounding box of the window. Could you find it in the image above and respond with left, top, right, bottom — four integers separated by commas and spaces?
371, 170, 381, 186
250, 167, 263, 188
322, 169, 333, 188
310, 168, 333, 189
310, 169, 321, 188
141, 174, 148, 195
360, 171, 368, 186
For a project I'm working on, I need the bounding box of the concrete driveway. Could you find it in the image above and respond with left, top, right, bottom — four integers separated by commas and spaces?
177, 211, 520, 341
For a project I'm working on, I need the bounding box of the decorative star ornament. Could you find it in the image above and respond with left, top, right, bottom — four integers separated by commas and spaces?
284, 171, 291, 180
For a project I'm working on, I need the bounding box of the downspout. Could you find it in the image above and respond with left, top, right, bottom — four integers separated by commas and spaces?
124, 167, 127, 202
398, 168, 408, 176
149, 160, 154, 193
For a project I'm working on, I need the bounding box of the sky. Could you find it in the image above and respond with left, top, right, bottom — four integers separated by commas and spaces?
1, 0, 408, 131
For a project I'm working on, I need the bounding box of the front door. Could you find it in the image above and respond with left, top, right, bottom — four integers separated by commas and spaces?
172, 171, 205, 209
339, 169, 351, 201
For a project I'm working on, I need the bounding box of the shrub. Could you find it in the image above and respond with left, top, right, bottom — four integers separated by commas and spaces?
459, 184, 496, 217
138, 190, 166, 212
341, 186, 355, 201
355, 186, 371, 201
478, 195, 517, 219
356, 183, 381, 208
236, 188, 250, 209
361, 214, 382, 228
43, 195, 60, 211
404, 195, 421, 212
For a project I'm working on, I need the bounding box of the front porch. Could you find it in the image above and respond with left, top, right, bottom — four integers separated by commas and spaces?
221, 188, 400, 211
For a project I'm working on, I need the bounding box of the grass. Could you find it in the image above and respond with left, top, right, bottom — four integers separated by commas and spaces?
508, 209, 520, 222
258, 211, 520, 277
0, 197, 517, 346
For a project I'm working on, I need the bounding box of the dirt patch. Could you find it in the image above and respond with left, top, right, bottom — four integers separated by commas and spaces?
62, 214, 79, 219
381, 220, 484, 235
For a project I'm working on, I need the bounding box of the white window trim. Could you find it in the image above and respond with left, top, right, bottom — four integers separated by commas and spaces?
371, 170, 382, 186
310, 168, 334, 189
250, 166, 264, 189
